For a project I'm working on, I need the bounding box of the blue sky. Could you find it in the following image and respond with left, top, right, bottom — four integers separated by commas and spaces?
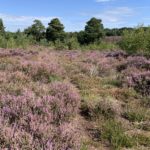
0, 0, 150, 31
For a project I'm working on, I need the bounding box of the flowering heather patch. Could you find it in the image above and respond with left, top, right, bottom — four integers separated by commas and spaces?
0, 48, 150, 149
21, 60, 65, 83
117, 56, 150, 72
49, 82, 80, 124
8, 71, 30, 84
106, 50, 128, 59
0, 57, 21, 72
118, 56, 150, 95
59, 50, 82, 62
0, 48, 39, 58
0, 71, 8, 84
79, 52, 119, 77
46, 122, 81, 150
78, 62, 99, 77
0, 82, 80, 149
123, 71, 150, 96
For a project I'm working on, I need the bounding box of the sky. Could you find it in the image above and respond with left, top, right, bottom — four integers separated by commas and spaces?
0, 0, 150, 32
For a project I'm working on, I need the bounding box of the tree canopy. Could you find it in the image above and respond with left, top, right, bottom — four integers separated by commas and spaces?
0, 18, 5, 35
24, 19, 45, 41
78, 17, 104, 44
46, 18, 65, 42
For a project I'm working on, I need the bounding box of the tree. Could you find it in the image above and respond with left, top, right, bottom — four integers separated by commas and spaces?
84, 17, 104, 44
77, 31, 86, 45
46, 18, 65, 42
24, 20, 45, 41
0, 18, 5, 35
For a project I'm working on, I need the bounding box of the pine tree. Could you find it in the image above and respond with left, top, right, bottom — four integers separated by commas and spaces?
46, 18, 65, 42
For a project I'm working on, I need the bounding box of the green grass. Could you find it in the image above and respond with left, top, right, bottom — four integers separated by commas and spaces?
123, 108, 148, 122
133, 134, 150, 147
101, 120, 134, 149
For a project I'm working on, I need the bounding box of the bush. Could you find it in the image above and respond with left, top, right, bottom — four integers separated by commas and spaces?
66, 37, 80, 50
0, 34, 34, 49
54, 39, 68, 50
119, 26, 150, 55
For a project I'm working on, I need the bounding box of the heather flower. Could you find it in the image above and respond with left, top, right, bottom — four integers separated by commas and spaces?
127, 71, 150, 95
117, 56, 150, 72
121, 70, 150, 96
0, 81, 81, 149
49, 81, 80, 124
21, 60, 65, 83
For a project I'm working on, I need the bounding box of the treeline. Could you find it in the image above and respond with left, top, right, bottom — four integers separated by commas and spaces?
0, 17, 118, 50
0, 17, 150, 55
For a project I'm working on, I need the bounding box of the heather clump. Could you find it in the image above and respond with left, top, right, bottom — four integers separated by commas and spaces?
0, 57, 20, 72
49, 82, 80, 124
79, 51, 119, 77
118, 56, 150, 96
117, 56, 150, 72
106, 50, 128, 59
123, 71, 150, 96
21, 61, 64, 83
0, 81, 81, 149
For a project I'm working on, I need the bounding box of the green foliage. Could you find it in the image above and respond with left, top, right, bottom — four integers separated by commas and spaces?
133, 134, 150, 147
0, 18, 5, 35
123, 108, 147, 122
102, 120, 134, 149
84, 18, 104, 44
24, 20, 45, 41
0, 32, 34, 49
105, 27, 133, 36
46, 18, 65, 42
77, 31, 86, 45
80, 143, 88, 150
39, 38, 49, 46
78, 17, 104, 44
54, 39, 68, 50
65, 37, 80, 50
0, 35, 7, 48
6, 37, 16, 48
81, 41, 118, 51
120, 26, 150, 55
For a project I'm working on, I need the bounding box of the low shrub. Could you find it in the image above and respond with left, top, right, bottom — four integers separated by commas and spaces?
117, 56, 150, 72
0, 81, 81, 149
122, 71, 150, 96
21, 61, 64, 83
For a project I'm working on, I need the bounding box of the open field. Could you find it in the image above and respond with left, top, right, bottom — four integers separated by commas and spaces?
0, 48, 149, 150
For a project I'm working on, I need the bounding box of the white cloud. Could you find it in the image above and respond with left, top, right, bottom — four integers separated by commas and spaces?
94, 7, 134, 27
0, 13, 57, 23
0, 13, 58, 31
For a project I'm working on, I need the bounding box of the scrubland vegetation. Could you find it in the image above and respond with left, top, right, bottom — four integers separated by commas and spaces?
0, 17, 150, 150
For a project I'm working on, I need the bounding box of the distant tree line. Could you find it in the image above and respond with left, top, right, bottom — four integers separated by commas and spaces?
0, 17, 150, 55
0, 17, 134, 45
